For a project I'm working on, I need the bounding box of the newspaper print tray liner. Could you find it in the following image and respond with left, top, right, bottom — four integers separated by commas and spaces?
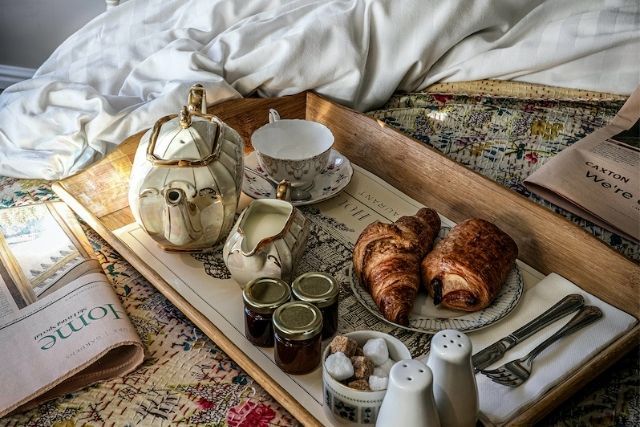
50, 92, 640, 427
349, 226, 524, 333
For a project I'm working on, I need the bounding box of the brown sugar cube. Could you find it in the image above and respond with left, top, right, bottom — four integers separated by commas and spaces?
354, 346, 364, 357
350, 356, 374, 379
329, 335, 357, 357
347, 378, 370, 391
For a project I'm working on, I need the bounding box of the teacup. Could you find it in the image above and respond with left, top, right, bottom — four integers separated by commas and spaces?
251, 109, 334, 190
322, 330, 411, 425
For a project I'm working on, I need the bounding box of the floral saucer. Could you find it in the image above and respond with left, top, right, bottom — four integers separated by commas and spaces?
242, 149, 353, 206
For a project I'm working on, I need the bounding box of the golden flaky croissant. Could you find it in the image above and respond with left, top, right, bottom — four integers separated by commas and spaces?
421, 218, 518, 312
353, 208, 441, 325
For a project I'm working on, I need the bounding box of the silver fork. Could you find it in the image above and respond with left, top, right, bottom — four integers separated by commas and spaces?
480, 305, 603, 387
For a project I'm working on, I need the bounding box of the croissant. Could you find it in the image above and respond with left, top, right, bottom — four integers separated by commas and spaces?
353, 208, 441, 325
421, 218, 518, 312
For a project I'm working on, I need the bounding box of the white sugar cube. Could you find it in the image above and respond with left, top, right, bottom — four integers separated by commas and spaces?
376, 358, 394, 376
368, 374, 389, 391
325, 352, 354, 381
373, 366, 389, 378
363, 338, 389, 366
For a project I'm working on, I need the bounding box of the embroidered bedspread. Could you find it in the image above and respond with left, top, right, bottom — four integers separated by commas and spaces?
0, 92, 637, 426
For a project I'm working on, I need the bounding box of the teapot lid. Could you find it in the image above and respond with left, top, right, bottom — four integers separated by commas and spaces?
151, 114, 222, 163
146, 85, 225, 167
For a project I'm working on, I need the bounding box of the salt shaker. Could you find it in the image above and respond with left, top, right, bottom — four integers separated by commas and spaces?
426, 329, 478, 427
376, 359, 440, 427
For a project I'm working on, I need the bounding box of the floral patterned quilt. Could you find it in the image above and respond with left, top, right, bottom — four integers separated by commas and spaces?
0, 90, 637, 426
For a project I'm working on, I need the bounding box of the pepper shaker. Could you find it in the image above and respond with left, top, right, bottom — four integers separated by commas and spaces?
426, 329, 478, 427
376, 359, 440, 427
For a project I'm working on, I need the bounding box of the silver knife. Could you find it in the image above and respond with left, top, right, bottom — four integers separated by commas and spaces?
472, 293, 585, 371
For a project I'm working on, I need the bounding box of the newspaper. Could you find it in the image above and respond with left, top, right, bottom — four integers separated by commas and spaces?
524, 87, 640, 242
0, 202, 144, 417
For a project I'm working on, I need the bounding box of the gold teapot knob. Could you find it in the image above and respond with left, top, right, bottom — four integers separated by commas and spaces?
179, 106, 191, 129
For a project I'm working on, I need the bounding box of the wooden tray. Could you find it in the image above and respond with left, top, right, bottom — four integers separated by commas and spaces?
53, 91, 639, 426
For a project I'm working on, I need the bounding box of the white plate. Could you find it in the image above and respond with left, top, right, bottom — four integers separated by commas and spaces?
242, 149, 353, 206
350, 226, 524, 333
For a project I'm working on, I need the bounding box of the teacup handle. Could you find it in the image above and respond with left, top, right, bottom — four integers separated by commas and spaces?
276, 180, 291, 201
268, 108, 281, 124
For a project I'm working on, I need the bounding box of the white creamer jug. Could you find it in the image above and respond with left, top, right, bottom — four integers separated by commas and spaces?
223, 181, 309, 287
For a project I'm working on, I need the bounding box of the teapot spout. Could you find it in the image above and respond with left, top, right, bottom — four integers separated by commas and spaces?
163, 188, 202, 246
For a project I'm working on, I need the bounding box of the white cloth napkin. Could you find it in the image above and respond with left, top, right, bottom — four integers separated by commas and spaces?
468, 273, 636, 425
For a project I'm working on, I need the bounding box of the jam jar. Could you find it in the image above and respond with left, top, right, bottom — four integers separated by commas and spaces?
242, 278, 291, 347
273, 301, 323, 374
291, 272, 339, 339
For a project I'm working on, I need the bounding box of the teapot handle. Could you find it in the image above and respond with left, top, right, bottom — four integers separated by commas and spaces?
188, 84, 207, 114
276, 180, 291, 201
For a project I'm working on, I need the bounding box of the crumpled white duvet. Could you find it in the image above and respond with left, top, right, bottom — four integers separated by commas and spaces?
0, 0, 638, 180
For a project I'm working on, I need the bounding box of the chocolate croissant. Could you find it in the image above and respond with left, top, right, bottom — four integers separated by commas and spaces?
353, 208, 441, 325
421, 218, 518, 312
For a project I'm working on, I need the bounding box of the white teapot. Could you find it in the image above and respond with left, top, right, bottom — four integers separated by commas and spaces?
128, 84, 244, 251
223, 181, 309, 287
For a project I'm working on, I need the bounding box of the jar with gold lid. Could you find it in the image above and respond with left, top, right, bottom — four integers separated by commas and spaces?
242, 277, 291, 347
291, 272, 339, 339
273, 301, 323, 374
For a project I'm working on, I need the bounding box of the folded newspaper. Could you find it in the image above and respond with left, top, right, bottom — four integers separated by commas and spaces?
524, 86, 640, 242
0, 202, 144, 417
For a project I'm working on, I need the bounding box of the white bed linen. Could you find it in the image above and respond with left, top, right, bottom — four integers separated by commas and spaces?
0, 0, 638, 179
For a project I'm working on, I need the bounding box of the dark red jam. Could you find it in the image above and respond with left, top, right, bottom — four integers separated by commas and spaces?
291, 272, 339, 340
274, 333, 322, 374
242, 278, 291, 348
272, 301, 323, 374
318, 300, 339, 339
244, 305, 275, 347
